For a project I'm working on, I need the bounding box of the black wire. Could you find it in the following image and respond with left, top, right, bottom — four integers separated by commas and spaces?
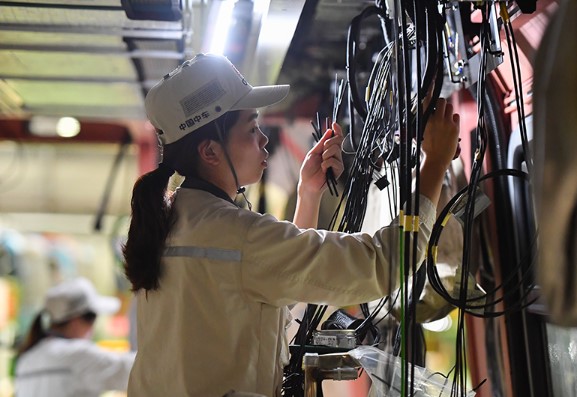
285, 1, 447, 394
283, 304, 326, 396
346, 6, 389, 121
428, 200, 539, 315
502, 9, 533, 176
456, 6, 490, 393
310, 116, 338, 197
94, 132, 132, 231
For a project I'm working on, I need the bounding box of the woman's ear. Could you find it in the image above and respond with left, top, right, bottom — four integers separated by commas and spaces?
197, 139, 221, 165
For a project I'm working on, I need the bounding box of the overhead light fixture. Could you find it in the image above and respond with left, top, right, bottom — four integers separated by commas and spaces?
258, 9, 294, 48
28, 116, 81, 138
56, 117, 81, 138
207, 0, 260, 66
252, 0, 269, 15
208, 0, 236, 54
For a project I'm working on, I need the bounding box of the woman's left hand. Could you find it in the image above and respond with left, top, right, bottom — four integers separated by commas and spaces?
299, 122, 345, 196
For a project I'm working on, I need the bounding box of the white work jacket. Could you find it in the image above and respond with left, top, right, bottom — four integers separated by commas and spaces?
128, 181, 435, 397
15, 336, 135, 397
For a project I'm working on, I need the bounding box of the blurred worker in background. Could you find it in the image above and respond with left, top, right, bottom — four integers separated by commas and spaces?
14, 277, 135, 397
122, 53, 460, 396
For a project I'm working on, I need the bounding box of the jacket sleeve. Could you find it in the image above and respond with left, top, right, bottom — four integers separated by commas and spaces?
71, 341, 136, 393
241, 194, 436, 307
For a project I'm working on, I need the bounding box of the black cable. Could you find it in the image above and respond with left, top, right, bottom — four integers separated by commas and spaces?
94, 132, 132, 231
425, 168, 537, 313
285, 1, 447, 394
501, 5, 532, 176
346, 5, 388, 121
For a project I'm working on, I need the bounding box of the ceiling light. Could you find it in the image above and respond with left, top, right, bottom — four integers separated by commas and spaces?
253, 0, 269, 15
258, 12, 295, 48
208, 0, 236, 54
28, 116, 81, 138
56, 117, 81, 138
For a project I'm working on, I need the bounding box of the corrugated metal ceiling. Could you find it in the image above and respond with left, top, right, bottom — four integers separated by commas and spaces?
0, 0, 193, 120
0, 0, 376, 219
0, 0, 376, 123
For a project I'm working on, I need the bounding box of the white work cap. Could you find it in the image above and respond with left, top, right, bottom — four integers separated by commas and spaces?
145, 53, 290, 145
44, 277, 120, 324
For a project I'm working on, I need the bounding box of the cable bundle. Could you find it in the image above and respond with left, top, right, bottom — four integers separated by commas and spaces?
285, 2, 538, 397
283, 1, 446, 396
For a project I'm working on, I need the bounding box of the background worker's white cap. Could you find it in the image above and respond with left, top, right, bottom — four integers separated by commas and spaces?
145, 53, 290, 145
44, 277, 121, 324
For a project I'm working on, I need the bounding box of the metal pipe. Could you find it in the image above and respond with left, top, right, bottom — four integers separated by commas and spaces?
302, 352, 361, 397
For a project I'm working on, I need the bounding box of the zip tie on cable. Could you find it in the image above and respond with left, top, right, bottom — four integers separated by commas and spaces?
431, 246, 438, 263
499, 3, 510, 23
401, 214, 420, 232
403, 215, 416, 232
403, 214, 413, 231
441, 213, 452, 227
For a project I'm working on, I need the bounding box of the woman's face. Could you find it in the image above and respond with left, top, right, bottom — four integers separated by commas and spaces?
225, 109, 270, 187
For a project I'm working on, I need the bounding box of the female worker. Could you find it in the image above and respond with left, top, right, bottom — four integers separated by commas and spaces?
14, 277, 135, 397
123, 53, 460, 396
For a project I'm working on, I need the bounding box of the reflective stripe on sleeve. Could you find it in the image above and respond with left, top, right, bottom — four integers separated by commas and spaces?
163, 246, 242, 262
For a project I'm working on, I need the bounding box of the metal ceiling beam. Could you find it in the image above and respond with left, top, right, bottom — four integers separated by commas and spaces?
0, 44, 184, 59
0, 75, 140, 83
1, 76, 159, 89
22, 104, 146, 119
0, 1, 123, 10
0, 23, 186, 40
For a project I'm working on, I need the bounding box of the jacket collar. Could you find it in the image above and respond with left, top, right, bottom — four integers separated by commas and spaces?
180, 176, 236, 205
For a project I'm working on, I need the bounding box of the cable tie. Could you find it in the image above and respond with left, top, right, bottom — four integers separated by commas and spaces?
403, 215, 414, 232
431, 246, 438, 263
499, 3, 510, 23
413, 216, 420, 232
441, 213, 452, 227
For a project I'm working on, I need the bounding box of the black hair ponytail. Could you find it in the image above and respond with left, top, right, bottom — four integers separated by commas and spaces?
123, 164, 176, 292
16, 312, 47, 357
123, 110, 241, 292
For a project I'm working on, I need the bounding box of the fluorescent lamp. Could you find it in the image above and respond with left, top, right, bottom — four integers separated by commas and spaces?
253, 0, 269, 15
209, 0, 236, 54
258, 9, 296, 47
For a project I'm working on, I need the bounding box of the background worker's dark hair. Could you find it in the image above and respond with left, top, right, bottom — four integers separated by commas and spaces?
16, 312, 46, 357
123, 111, 241, 292
16, 311, 97, 357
